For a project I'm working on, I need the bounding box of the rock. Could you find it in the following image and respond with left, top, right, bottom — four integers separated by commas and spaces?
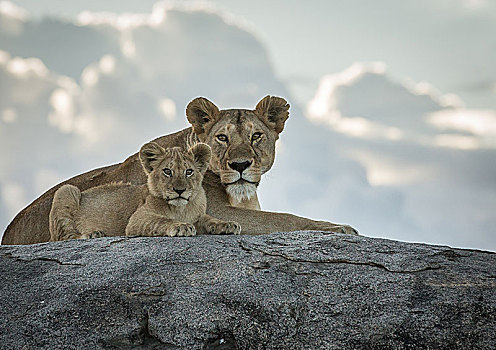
0, 231, 495, 349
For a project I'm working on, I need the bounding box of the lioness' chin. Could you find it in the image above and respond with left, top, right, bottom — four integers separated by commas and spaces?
225, 181, 258, 203
167, 198, 189, 207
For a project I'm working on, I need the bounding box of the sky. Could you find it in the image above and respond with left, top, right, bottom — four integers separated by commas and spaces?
1, 0, 495, 250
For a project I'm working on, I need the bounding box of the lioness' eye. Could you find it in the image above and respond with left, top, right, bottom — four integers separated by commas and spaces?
252, 132, 263, 141
216, 134, 228, 142
163, 168, 172, 177
185, 169, 194, 177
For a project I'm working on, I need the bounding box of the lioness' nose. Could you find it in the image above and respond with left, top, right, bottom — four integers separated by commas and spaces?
173, 188, 186, 195
229, 161, 252, 174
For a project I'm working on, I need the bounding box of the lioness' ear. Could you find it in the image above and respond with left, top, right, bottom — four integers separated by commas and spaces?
189, 143, 212, 175
255, 95, 290, 134
139, 142, 166, 174
186, 97, 220, 138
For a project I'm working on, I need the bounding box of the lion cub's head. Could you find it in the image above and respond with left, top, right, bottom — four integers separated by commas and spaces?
186, 96, 289, 204
139, 142, 211, 207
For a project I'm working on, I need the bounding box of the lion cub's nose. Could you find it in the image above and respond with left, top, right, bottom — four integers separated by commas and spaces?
173, 188, 186, 195
229, 161, 252, 174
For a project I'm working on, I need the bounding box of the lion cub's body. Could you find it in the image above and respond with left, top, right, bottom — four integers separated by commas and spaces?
49, 143, 240, 241
50, 182, 147, 240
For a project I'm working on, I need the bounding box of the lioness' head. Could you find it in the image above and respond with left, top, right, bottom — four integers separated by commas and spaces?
139, 142, 211, 207
186, 96, 289, 202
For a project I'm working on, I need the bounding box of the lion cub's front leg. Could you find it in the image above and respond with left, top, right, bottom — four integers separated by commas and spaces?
126, 206, 196, 237
195, 214, 241, 235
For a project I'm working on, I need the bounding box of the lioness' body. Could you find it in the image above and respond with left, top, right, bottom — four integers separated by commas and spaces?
3, 96, 357, 245
49, 143, 240, 241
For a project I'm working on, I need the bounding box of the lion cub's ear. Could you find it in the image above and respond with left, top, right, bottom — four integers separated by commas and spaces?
139, 142, 166, 174
255, 95, 290, 134
186, 97, 220, 139
189, 143, 212, 175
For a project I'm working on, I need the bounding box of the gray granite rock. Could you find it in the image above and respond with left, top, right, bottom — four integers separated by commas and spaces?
1, 231, 495, 349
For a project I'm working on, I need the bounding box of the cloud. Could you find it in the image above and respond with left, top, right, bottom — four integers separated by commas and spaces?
426, 109, 496, 148
307, 62, 496, 151
0, 51, 80, 223
301, 62, 496, 250
459, 0, 490, 10
0, 2, 290, 238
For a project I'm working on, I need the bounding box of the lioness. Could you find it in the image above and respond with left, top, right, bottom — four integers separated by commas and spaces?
50, 143, 240, 241
2, 96, 357, 245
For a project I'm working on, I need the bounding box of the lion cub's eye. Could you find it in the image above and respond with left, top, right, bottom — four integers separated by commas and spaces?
216, 134, 228, 142
251, 132, 263, 142
185, 169, 194, 177
163, 168, 172, 177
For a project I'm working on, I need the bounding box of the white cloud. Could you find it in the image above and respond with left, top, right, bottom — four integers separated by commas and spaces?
158, 98, 176, 122
76, 11, 158, 30
120, 33, 136, 58
48, 88, 76, 133
81, 66, 99, 86
426, 109, 496, 137
6, 56, 48, 78
307, 62, 387, 124
2, 108, 17, 123
460, 0, 489, 10
1, 182, 26, 219
347, 151, 436, 187
307, 62, 496, 151
98, 55, 116, 75
0, 1, 27, 19
431, 134, 481, 150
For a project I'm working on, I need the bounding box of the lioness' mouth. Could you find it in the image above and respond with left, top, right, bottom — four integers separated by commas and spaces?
224, 179, 259, 186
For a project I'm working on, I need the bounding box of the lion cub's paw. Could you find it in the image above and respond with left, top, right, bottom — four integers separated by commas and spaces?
80, 231, 106, 239
207, 221, 241, 235
167, 223, 196, 237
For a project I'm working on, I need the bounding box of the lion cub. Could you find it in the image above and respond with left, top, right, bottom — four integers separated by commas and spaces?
49, 142, 241, 241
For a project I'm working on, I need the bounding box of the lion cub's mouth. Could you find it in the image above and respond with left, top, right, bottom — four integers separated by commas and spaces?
167, 196, 189, 206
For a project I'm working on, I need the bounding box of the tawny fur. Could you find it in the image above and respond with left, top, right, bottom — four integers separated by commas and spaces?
49, 143, 240, 241
49, 182, 147, 241
5, 96, 357, 245
125, 143, 240, 237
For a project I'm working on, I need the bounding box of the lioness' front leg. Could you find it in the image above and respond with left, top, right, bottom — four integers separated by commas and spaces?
208, 205, 358, 236
126, 206, 196, 237
195, 214, 241, 235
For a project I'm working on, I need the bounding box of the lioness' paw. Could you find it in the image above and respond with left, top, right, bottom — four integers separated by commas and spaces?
167, 223, 196, 237
207, 221, 241, 235
80, 231, 106, 239
310, 221, 359, 235
333, 225, 359, 235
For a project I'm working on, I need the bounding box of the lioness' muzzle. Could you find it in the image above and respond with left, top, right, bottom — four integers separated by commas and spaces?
228, 161, 252, 174
220, 161, 260, 186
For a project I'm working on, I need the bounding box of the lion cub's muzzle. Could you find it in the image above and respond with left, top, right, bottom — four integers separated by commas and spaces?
166, 188, 192, 206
